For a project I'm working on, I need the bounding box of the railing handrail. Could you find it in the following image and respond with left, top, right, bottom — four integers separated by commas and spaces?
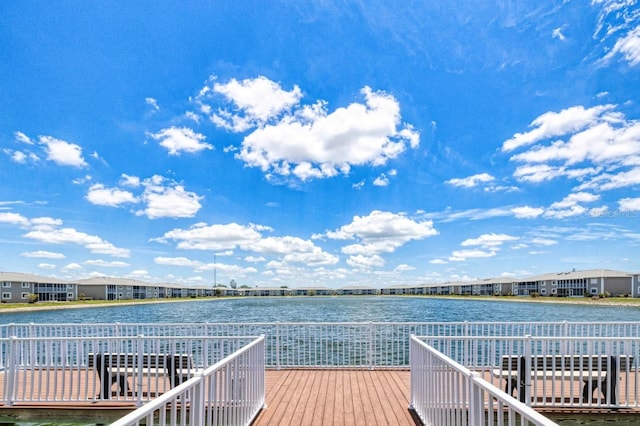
410, 335, 559, 426
110, 335, 266, 426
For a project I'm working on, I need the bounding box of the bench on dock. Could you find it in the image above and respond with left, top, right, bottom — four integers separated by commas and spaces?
88, 353, 202, 398
492, 354, 633, 405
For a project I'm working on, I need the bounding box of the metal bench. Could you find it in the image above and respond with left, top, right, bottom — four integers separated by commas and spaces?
88, 353, 202, 399
492, 354, 633, 405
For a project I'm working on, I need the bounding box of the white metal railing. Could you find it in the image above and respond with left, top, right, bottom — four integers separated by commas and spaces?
111, 335, 265, 426
410, 335, 558, 426
1, 335, 257, 405
420, 335, 640, 409
4, 321, 640, 369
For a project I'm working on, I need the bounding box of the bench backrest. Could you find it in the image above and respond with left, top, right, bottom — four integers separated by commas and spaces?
88, 353, 193, 370
500, 354, 634, 371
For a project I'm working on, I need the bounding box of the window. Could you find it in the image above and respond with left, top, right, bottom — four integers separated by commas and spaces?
67, 292, 74, 299
2, 282, 11, 288
540, 289, 546, 295
67, 284, 74, 289
2, 292, 10, 299
21, 292, 29, 299
590, 288, 598, 294
21, 282, 30, 288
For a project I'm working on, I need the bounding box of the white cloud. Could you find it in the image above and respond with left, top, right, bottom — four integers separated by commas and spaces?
429, 259, 448, 264
394, 264, 415, 272
120, 174, 141, 187
619, 197, 640, 211
37, 263, 56, 269
147, 127, 213, 155
145, 97, 160, 110
544, 192, 600, 218
62, 263, 82, 270
136, 176, 203, 219
502, 104, 619, 152
39, 136, 88, 168
85, 259, 130, 268
154, 222, 336, 265
207, 76, 303, 131
236, 86, 419, 181
21, 250, 65, 259
347, 254, 385, 270
21, 220, 130, 258
552, 27, 566, 41
511, 206, 545, 218
447, 173, 495, 188
530, 238, 557, 246
198, 77, 419, 182
460, 233, 519, 248
0, 212, 31, 227
373, 174, 390, 186
449, 249, 496, 261
155, 256, 203, 267
602, 25, 640, 66
86, 184, 137, 207
14, 131, 34, 144
325, 210, 437, 257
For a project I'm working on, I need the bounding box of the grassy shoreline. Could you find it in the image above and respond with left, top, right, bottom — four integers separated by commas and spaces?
1, 294, 639, 314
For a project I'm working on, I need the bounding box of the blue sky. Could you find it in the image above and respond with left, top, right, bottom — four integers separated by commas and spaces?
1, 1, 640, 288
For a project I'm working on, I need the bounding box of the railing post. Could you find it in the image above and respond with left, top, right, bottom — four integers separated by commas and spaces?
275, 322, 280, 370
468, 372, 483, 426
524, 334, 532, 406
368, 321, 373, 370
5, 336, 16, 406
136, 334, 144, 406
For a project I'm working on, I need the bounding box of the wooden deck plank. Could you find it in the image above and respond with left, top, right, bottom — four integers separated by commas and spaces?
251, 370, 416, 426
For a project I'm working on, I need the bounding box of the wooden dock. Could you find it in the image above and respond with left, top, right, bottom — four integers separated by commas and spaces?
0, 369, 417, 425
2, 368, 639, 425
254, 369, 416, 426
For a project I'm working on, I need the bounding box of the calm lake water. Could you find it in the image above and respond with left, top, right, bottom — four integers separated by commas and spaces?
1, 296, 640, 324
2, 296, 638, 425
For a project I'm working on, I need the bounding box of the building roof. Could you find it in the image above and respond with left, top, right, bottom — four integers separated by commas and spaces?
0, 272, 70, 284
521, 269, 633, 282
74, 276, 155, 287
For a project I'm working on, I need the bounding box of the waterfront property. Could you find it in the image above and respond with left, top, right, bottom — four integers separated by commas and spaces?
1, 268, 640, 304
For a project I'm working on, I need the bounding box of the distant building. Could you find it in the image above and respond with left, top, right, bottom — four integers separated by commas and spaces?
0, 268, 638, 304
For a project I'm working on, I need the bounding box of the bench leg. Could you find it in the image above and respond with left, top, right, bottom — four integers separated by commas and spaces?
582, 378, 617, 405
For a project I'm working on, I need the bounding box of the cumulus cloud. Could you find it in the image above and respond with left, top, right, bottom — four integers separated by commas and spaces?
137, 176, 203, 219
147, 127, 213, 155
2, 212, 130, 258
544, 192, 600, 218
196, 76, 419, 182
39, 136, 88, 168
205, 75, 303, 131
447, 173, 495, 188
511, 206, 545, 219
619, 197, 640, 211
9, 132, 88, 168
153, 222, 337, 266
86, 184, 137, 207
323, 210, 437, 259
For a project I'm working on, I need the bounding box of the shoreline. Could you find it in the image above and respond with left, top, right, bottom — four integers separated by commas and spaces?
1, 294, 639, 314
